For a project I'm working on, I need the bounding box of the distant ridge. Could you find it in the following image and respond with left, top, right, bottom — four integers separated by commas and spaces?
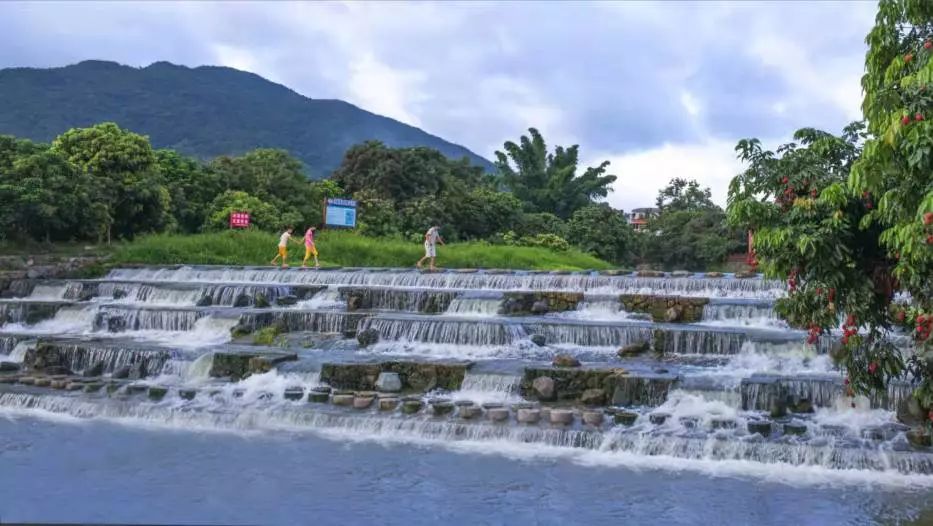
0, 60, 493, 176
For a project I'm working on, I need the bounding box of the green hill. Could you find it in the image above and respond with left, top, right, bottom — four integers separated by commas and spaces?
0, 60, 492, 176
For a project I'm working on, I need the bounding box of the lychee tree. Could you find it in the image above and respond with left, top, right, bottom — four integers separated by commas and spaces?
728, 0, 933, 419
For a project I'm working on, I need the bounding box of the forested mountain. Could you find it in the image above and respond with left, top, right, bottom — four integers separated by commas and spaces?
0, 60, 492, 176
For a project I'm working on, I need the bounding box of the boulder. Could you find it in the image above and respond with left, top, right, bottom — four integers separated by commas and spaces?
906, 429, 932, 448
208, 351, 297, 380
552, 354, 581, 368
196, 295, 213, 307
233, 294, 252, 308
664, 306, 683, 323
356, 328, 380, 348
649, 412, 669, 425
375, 372, 402, 392
710, 418, 737, 430
499, 292, 583, 316
83, 361, 105, 378
520, 367, 635, 404
620, 295, 708, 323
275, 295, 299, 306
530, 334, 547, 347
530, 300, 549, 314
431, 400, 455, 416
0, 361, 20, 372
579, 388, 607, 406
112, 365, 131, 379
178, 388, 197, 401
531, 376, 556, 401
617, 341, 650, 358
253, 293, 271, 308
128, 362, 148, 380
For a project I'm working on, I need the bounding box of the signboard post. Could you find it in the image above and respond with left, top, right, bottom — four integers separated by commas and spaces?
323, 198, 358, 229
229, 212, 251, 229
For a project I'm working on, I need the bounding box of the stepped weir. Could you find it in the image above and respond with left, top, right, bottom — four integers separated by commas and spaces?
0, 265, 929, 481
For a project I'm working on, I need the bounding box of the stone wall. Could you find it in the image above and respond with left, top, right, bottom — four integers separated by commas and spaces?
0, 255, 105, 298
620, 294, 709, 323
319, 361, 470, 392
519, 367, 675, 407
499, 292, 583, 316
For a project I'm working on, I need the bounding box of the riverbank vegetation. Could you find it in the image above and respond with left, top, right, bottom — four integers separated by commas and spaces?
728, 0, 933, 422
109, 230, 613, 270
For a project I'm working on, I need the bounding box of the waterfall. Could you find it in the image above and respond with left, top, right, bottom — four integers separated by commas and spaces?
444, 292, 502, 317
359, 316, 521, 346
27, 283, 80, 300
663, 328, 747, 355
104, 266, 786, 298
701, 301, 781, 327
525, 322, 654, 348
455, 373, 522, 403
340, 286, 459, 313
93, 306, 206, 332
297, 286, 341, 309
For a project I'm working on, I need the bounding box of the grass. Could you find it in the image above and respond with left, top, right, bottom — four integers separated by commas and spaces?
110, 230, 613, 271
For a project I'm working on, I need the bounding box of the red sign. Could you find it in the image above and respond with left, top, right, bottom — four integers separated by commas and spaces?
229, 212, 251, 229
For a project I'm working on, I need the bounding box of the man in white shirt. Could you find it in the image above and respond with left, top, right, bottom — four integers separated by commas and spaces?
416, 225, 444, 271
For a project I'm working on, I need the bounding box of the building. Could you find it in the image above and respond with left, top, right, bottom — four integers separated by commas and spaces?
626, 207, 658, 232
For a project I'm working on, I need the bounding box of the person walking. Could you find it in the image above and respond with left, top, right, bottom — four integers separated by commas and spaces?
416, 225, 444, 271
302, 226, 320, 269
270, 227, 299, 269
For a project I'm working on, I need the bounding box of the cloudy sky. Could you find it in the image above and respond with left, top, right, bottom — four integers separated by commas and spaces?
0, 1, 876, 211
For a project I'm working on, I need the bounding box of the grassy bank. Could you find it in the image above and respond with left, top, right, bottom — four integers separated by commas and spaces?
110, 230, 613, 271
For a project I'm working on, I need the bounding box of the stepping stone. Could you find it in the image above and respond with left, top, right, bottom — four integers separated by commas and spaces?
710, 418, 736, 430
148, 386, 168, 401
783, 422, 808, 436
458, 405, 481, 419
378, 398, 400, 411
308, 391, 330, 403
65, 382, 84, 391
454, 400, 475, 407
582, 411, 604, 426
679, 416, 699, 429
18, 377, 35, 385
614, 411, 639, 426
649, 412, 669, 425
431, 401, 455, 416
487, 407, 510, 422
481, 402, 503, 410
549, 409, 574, 426
311, 386, 332, 394
83, 382, 103, 393
106, 383, 122, 394
283, 387, 305, 401
178, 388, 197, 401
353, 395, 374, 409
50, 380, 68, 389
747, 420, 772, 437
516, 408, 541, 424
33, 378, 51, 387
401, 400, 423, 414
332, 394, 354, 406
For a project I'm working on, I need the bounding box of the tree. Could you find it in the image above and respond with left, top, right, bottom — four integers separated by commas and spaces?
494, 128, 617, 219
656, 178, 717, 211
646, 178, 742, 270
203, 191, 294, 231
211, 149, 316, 226
566, 203, 634, 264
156, 149, 222, 233
51, 122, 171, 242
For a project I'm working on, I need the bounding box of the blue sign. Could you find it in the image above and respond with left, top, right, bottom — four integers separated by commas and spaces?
324, 198, 358, 228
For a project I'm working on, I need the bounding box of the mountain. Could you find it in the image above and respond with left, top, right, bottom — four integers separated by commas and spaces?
0, 60, 493, 176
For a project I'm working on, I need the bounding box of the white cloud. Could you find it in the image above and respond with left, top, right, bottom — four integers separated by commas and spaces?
595, 139, 746, 212
347, 53, 427, 127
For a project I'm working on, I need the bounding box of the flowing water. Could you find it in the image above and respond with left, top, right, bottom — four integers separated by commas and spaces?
0, 265, 930, 525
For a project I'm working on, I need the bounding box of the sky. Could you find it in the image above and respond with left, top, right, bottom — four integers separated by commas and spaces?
0, 1, 877, 211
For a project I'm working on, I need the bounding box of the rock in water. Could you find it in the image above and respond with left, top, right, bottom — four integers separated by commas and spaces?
0, 361, 20, 372
579, 388, 607, 406
530, 334, 547, 347
83, 361, 104, 378
617, 341, 650, 358
128, 362, 148, 380
747, 420, 773, 437
375, 372, 402, 392
530, 300, 549, 314
357, 328, 380, 348
549, 409, 574, 425
582, 411, 604, 426
664, 306, 682, 323
552, 354, 581, 368
196, 295, 213, 307
531, 376, 555, 401
275, 295, 299, 306
112, 365, 131, 379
